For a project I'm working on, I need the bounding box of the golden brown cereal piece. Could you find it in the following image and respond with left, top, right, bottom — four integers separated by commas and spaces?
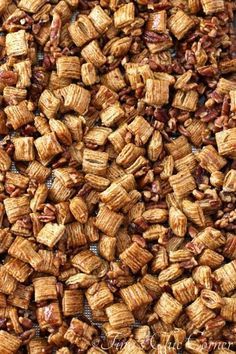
94, 85, 119, 109
49, 177, 75, 203
114, 3, 135, 28
223, 169, 236, 192
120, 242, 153, 273
8, 284, 33, 310
4, 258, 32, 282
18, 0, 47, 12
36, 302, 62, 330
34, 132, 62, 166
216, 78, 236, 95
143, 224, 168, 242
100, 183, 131, 211
169, 171, 196, 198
172, 90, 198, 111
39, 89, 61, 119
0, 148, 11, 171
65, 222, 87, 248
33, 276, 57, 302
4, 195, 30, 224
117, 338, 145, 354
82, 148, 109, 176
229, 90, 236, 112
169, 207, 187, 237
182, 200, 205, 227
28, 338, 51, 354
0, 266, 18, 295
220, 297, 236, 322
196, 145, 226, 173
143, 208, 168, 224
148, 130, 163, 162
37, 223, 65, 248
37, 250, 60, 276
81, 63, 97, 86
62, 289, 83, 316
95, 205, 124, 237
174, 153, 197, 173
13, 137, 35, 161
26, 161, 51, 183
6, 30, 28, 57
185, 118, 207, 147
192, 266, 213, 290
199, 249, 224, 269
186, 297, 216, 331
193, 227, 225, 250
154, 293, 182, 324
144, 79, 169, 106
72, 249, 102, 274
147, 11, 167, 33
200, 0, 224, 14
101, 68, 126, 92
116, 143, 145, 168
4, 101, 34, 130
200, 289, 224, 310
100, 103, 125, 127
8, 236, 42, 270
69, 15, 98, 47
89, 5, 112, 33
127, 116, 154, 145
98, 235, 116, 261
158, 263, 183, 283
168, 10, 195, 40
125, 63, 154, 90
215, 127, 236, 159
185, 340, 209, 354
56, 56, 81, 80
56, 84, 91, 115
86, 281, 114, 310
172, 278, 198, 305
214, 260, 236, 295
64, 318, 97, 350
69, 196, 88, 224
84, 127, 112, 147
166, 136, 192, 161
120, 282, 152, 311
3, 86, 27, 105
0, 330, 21, 354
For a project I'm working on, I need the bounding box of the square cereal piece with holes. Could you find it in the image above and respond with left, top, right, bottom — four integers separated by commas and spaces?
0, 330, 21, 354
62, 289, 83, 317
56, 56, 81, 79
114, 3, 135, 29
172, 90, 198, 111
37, 223, 65, 248
4, 101, 34, 130
68, 15, 98, 47
120, 282, 152, 311
168, 10, 195, 40
8, 284, 33, 309
127, 116, 154, 145
4, 195, 30, 224
4, 257, 32, 283
215, 128, 236, 159
6, 30, 28, 57
169, 170, 196, 199
38, 89, 61, 119
34, 132, 63, 166
88, 5, 112, 33
81, 40, 106, 68
144, 79, 169, 106
82, 148, 109, 176
33, 276, 57, 302
200, 0, 224, 14
95, 205, 124, 237
13, 137, 35, 161
37, 302, 62, 330
86, 281, 114, 310
120, 242, 153, 273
